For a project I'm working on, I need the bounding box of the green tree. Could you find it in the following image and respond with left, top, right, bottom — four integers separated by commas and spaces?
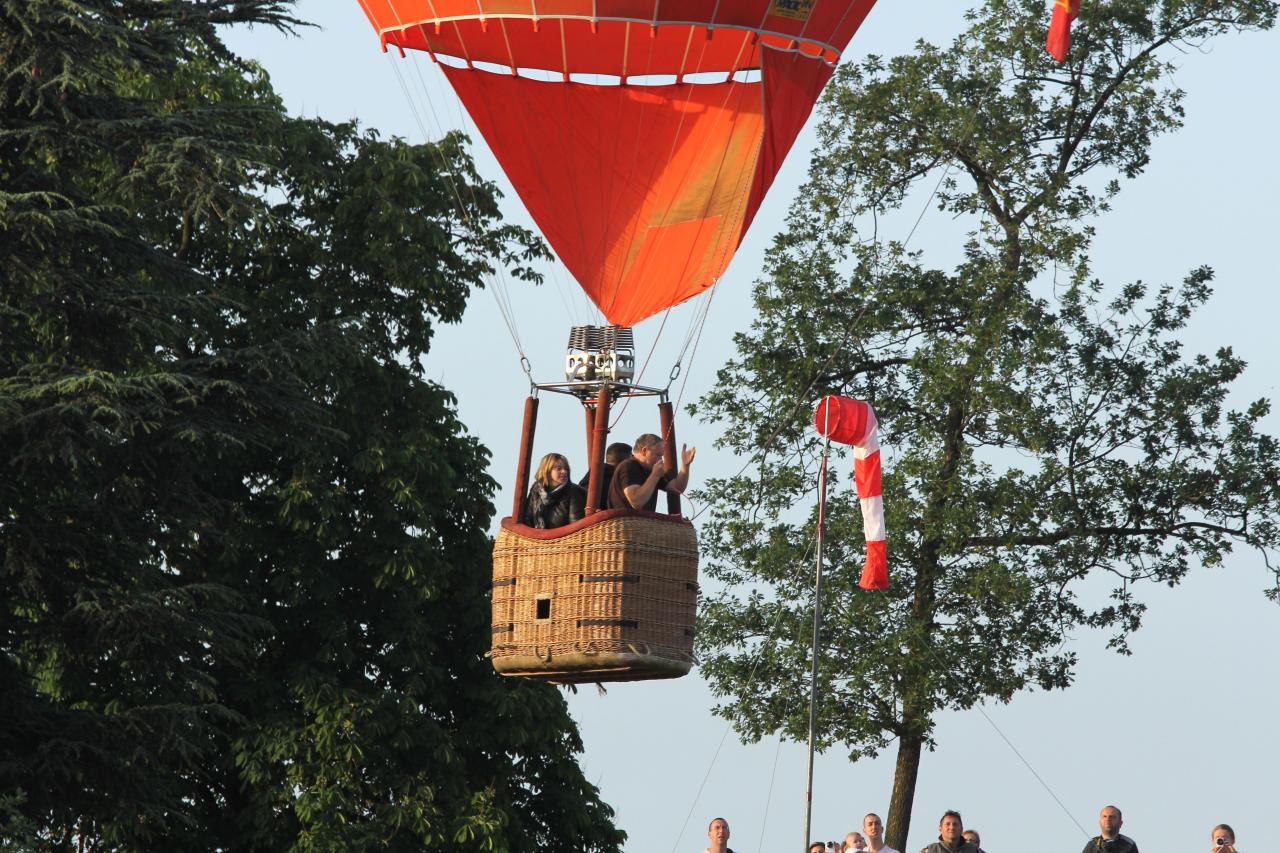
1, 2, 622, 850
692, 1, 1280, 848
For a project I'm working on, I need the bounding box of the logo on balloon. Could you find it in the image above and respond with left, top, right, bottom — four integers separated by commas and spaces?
768, 0, 815, 22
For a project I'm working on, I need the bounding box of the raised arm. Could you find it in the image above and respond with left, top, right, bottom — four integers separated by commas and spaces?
666, 444, 696, 495
622, 457, 667, 509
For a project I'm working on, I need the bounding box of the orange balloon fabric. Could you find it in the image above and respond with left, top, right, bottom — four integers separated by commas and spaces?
359, 0, 879, 325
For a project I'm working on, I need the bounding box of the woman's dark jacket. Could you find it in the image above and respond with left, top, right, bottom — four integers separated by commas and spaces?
523, 481, 587, 529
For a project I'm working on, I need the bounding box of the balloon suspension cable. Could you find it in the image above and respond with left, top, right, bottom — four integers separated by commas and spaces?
802, 428, 831, 851
662, 284, 714, 393
670, 282, 718, 407
608, 306, 672, 430
384, 51, 532, 375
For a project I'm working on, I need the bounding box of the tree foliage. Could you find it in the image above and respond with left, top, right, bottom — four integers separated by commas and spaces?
1, 2, 622, 850
692, 1, 1279, 847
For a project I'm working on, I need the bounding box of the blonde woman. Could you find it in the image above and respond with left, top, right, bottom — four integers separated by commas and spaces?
523, 453, 586, 529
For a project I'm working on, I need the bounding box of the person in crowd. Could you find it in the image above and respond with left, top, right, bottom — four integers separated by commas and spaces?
578, 441, 631, 509
704, 817, 735, 853
863, 813, 899, 853
1081, 805, 1139, 853
1209, 824, 1238, 853
808, 843, 826, 853
962, 830, 985, 852
607, 432, 695, 512
522, 452, 586, 529
922, 810, 978, 853
844, 831, 867, 851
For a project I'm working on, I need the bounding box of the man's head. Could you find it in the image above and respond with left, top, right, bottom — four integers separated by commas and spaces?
1212, 824, 1235, 847
963, 830, 980, 847
938, 811, 963, 845
707, 817, 730, 848
1099, 805, 1123, 840
633, 433, 663, 467
862, 814, 883, 841
605, 442, 632, 465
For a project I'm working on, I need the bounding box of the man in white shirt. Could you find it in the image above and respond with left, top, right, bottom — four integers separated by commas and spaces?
864, 813, 901, 853
703, 817, 735, 853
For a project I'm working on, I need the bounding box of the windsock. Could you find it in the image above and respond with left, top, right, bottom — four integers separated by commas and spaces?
814, 396, 888, 590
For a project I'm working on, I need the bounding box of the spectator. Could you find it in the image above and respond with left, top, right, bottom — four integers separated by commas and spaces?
922, 810, 978, 853
863, 813, 900, 853
844, 832, 868, 851
704, 817, 735, 853
963, 830, 985, 853
579, 441, 631, 509
1210, 824, 1238, 853
1081, 805, 1138, 853
522, 453, 586, 528
607, 432, 695, 512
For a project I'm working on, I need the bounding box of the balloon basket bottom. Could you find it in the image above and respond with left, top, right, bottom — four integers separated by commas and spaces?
490, 510, 699, 684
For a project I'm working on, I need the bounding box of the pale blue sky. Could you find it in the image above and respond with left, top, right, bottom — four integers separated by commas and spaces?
227, 5, 1278, 851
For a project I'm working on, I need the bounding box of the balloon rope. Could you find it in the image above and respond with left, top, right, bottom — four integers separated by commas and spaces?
607, 306, 672, 431
428, 17, 597, 326
373, 2, 536, 373
385, 54, 530, 370
672, 282, 719, 407
668, 532, 819, 853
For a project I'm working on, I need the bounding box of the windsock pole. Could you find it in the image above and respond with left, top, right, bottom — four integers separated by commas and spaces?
802, 431, 832, 852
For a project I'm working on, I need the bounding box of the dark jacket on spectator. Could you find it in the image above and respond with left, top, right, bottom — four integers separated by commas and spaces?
523, 482, 586, 529
1081, 836, 1139, 853
924, 840, 978, 853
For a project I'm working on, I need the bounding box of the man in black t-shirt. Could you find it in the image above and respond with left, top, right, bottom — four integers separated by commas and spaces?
607, 432, 695, 512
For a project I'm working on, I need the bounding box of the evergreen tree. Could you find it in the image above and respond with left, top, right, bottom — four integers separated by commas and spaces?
0, 2, 622, 849
691, 1, 1279, 848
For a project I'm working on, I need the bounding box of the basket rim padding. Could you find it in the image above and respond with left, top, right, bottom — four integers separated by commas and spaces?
499, 507, 694, 540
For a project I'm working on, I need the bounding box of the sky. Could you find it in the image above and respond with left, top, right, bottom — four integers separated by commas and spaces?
225, 5, 1278, 851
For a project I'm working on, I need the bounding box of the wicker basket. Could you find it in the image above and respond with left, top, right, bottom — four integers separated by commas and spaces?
490, 509, 699, 683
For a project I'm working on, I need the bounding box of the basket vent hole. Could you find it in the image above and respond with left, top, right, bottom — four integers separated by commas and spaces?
535, 596, 552, 620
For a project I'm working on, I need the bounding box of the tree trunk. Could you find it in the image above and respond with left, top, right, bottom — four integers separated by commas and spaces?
885, 732, 924, 852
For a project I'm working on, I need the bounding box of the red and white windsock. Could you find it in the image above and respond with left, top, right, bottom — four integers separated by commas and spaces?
814, 395, 888, 590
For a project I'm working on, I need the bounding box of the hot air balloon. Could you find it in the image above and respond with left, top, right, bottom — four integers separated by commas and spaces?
357, 0, 881, 681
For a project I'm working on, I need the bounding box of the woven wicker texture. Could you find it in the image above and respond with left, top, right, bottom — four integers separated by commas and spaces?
491, 512, 698, 682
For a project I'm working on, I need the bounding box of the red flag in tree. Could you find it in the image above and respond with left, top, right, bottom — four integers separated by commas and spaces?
1046, 0, 1081, 61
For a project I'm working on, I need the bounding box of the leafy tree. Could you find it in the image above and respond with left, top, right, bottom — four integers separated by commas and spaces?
1, 2, 623, 850
691, 1, 1279, 847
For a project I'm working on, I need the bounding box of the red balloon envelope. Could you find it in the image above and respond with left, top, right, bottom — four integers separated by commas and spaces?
358, 0, 879, 326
